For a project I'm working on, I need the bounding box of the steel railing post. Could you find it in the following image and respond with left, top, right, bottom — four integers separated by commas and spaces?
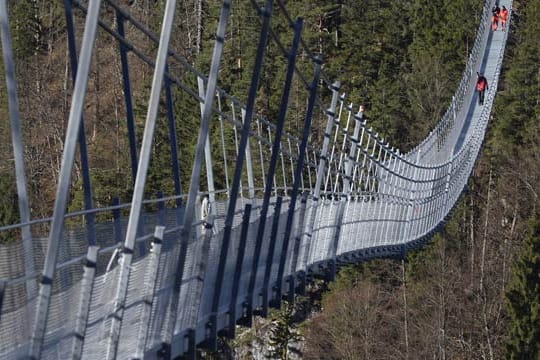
29, 0, 102, 357
262, 196, 283, 316
105, 0, 177, 357
164, 64, 183, 204
299, 81, 340, 273
328, 110, 362, 279
115, 9, 138, 180
246, 16, 303, 322
197, 76, 217, 205
69, 244, 98, 359
287, 192, 308, 299
0, 0, 36, 299
275, 54, 323, 305
206, 0, 273, 351
134, 226, 164, 359
162, 0, 232, 352
229, 204, 252, 335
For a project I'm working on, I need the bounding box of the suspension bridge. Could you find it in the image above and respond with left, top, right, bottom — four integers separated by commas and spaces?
0, 0, 510, 358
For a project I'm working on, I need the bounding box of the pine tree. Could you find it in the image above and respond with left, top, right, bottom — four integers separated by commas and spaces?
0, 173, 20, 243
266, 301, 302, 360
505, 216, 540, 359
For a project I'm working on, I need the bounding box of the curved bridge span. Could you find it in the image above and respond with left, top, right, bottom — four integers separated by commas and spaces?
0, 0, 510, 358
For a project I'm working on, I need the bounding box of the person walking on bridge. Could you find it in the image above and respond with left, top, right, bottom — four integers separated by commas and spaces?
491, 4, 500, 31
476, 73, 488, 106
500, 6, 509, 31
491, 12, 499, 31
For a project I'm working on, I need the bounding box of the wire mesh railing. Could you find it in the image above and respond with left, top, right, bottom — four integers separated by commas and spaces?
0, 0, 510, 358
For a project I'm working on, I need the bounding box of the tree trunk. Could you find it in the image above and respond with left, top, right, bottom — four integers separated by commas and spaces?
196, 0, 203, 55
402, 259, 409, 360
469, 195, 475, 289
480, 166, 494, 360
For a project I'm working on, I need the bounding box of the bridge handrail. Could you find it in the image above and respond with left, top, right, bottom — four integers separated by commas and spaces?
406, 0, 492, 164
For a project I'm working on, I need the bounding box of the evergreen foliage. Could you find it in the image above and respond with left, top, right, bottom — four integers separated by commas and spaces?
505, 217, 540, 359
489, 0, 540, 161
0, 0, 538, 357
0, 173, 20, 243
266, 301, 302, 360
488, 1, 540, 356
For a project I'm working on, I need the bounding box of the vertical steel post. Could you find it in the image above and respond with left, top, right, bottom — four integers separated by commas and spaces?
163, 0, 232, 351
328, 111, 362, 280
373, 143, 390, 245
0, 279, 5, 320
105, 0, 177, 357
64, 0, 96, 229
112, 197, 123, 243
442, 161, 453, 219
299, 81, 340, 272
382, 151, 402, 245
228, 204, 252, 336
261, 196, 283, 316
298, 144, 306, 191
242, 108, 256, 200
183, 213, 213, 333
218, 94, 231, 197
29, 1, 102, 357
287, 192, 308, 300
324, 99, 344, 193
275, 54, 322, 304
197, 76, 217, 204
207, 0, 273, 350
0, 0, 36, 298
63, 7, 99, 310
157, 191, 166, 225
70, 245, 99, 359
246, 16, 302, 321
115, 9, 138, 180
134, 226, 164, 359
256, 119, 267, 189
402, 150, 421, 255
164, 64, 183, 204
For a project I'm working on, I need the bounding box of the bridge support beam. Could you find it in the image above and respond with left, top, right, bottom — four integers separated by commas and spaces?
228, 204, 253, 335
0, 279, 5, 323
162, 0, 232, 352
0, 0, 36, 300
299, 81, 341, 275
328, 111, 361, 280
64, 0, 97, 251
29, 0, 102, 357
105, 0, 178, 357
287, 192, 309, 302
262, 196, 283, 316
205, 0, 274, 352
197, 75, 217, 204
275, 53, 323, 304
134, 226, 164, 359
115, 9, 139, 180
164, 63, 183, 203
70, 245, 99, 359
246, 15, 303, 324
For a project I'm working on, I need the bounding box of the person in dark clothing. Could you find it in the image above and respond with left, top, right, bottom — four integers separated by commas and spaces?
476, 73, 488, 106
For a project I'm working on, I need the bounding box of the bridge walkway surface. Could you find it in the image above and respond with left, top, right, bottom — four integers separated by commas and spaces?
0, 0, 510, 358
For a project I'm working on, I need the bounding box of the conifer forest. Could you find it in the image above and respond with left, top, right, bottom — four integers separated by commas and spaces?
0, 0, 539, 359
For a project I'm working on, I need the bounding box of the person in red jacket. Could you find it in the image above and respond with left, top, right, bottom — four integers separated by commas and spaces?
476, 73, 488, 106
500, 6, 509, 31
491, 5, 500, 31
491, 13, 499, 31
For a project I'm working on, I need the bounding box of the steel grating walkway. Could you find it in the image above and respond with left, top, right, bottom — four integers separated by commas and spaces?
0, 0, 511, 358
